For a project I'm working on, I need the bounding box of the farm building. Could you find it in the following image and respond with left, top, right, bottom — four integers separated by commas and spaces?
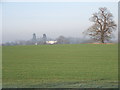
46, 40, 57, 44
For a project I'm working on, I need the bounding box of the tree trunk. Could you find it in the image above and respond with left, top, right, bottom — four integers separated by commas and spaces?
101, 38, 104, 43
101, 33, 104, 43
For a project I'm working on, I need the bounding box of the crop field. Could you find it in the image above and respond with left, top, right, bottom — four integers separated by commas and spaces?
2, 44, 118, 88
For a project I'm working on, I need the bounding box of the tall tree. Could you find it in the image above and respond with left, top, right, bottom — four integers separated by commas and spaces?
42, 34, 47, 44
84, 7, 117, 43
32, 33, 37, 42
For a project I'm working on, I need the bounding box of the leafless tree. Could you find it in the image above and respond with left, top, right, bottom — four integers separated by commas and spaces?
84, 7, 117, 43
56, 36, 71, 44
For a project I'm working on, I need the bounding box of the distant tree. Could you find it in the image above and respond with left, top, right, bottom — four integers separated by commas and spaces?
32, 33, 37, 43
42, 34, 47, 44
57, 36, 66, 44
56, 36, 70, 44
84, 7, 117, 43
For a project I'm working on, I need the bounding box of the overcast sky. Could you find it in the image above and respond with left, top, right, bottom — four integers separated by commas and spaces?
1, 2, 118, 43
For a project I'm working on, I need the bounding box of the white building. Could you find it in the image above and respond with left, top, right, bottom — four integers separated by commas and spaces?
46, 40, 57, 45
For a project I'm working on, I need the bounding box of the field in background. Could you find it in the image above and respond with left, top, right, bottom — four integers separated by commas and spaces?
2, 44, 118, 88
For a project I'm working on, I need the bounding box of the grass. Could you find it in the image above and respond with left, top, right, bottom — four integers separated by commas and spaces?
2, 44, 118, 88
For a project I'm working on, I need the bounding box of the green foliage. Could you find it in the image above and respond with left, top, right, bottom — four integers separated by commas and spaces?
2, 44, 118, 88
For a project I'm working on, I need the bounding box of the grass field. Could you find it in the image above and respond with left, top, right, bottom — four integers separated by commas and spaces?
2, 44, 118, 88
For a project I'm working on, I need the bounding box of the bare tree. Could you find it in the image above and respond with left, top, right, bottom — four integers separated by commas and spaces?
56, 36, 70, 44
84, 7, 117, 43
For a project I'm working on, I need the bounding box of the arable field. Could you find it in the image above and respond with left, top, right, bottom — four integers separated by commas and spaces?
2, 44, 118, 88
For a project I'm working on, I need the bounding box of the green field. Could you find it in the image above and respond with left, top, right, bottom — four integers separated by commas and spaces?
2, 44, 118, 88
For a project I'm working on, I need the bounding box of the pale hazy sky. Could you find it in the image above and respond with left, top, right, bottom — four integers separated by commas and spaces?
1, 2, 118, 43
